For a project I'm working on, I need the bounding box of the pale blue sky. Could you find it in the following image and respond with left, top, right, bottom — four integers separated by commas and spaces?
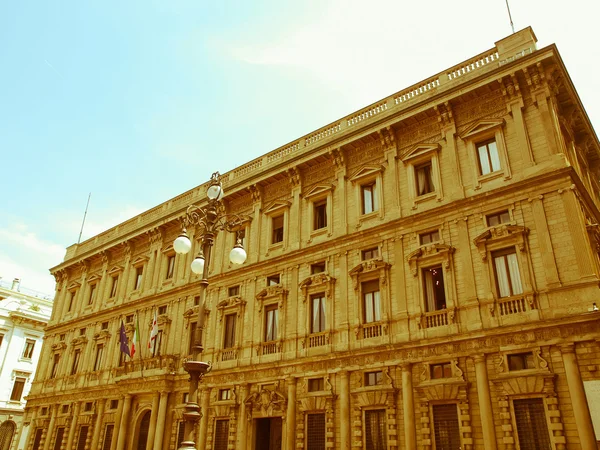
1, 0, 599, 295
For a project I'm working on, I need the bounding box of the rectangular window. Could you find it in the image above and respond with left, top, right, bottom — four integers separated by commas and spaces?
420, 230, 440, 245
189, 322, 197, 355
362, 247, 379, 260
23, 339, 35, 359
60, 334, 65, 341
272, 215, 284, 244
158, 305, 167, 315
10, 377, 26, 401
313, 200, 327, 230
432, 404, 461, 450
311, 262, 326, 274
364, 409, 386, 450
50, 353, 60, 379
364, 371, 383, 386
310, 295, 326, 333
264, 305, 278, 342
71, 349, 81, 375
219, 389, 231, 401
79, 328, 86, 336
223, 314, 236, 349
76, 426, 89, 450
477, 139, 501, 175
176, 422, 185, 449
430, 362, 453, 379
153, 330, 163, 356
125, 314, 133, 323
493, 249, 523, 298
416, 162, 434, 196
101, 321, 109, 330
306, 413, 326, 450
134, 266, 144, 290
423, 266, 446, 312
267, 274, 280, 286
40, 407, 48, 416
94, 344, 104, 371
53, 428, 65, 450
308, 378, 324, 392
88, 284, 97, 305
487, 210, 510, 226
101, 424, 114, 450
68, 290, 76, 312
213, 419, 229, 450
166, 255, 176, 279
362, 281, 381, 323
61, 404, 69, 414
110, 399, 118, 409
228, 285, 240, 297
31, 429, 43, 450
193, 296, 200, 306
508, 352, 536, 371
109, 276, 119, 298
84, 402, 93, 412
361, 182, 378, 214
513, 398, 551, 450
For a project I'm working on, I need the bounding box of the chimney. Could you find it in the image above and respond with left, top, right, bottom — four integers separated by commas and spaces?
11, 278, 20, 291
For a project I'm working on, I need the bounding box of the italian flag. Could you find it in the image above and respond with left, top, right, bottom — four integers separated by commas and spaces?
130, 315, 140, 358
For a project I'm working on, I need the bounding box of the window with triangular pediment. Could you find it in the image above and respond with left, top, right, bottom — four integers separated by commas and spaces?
349, 165, 385, 226
401, 143, 443, 209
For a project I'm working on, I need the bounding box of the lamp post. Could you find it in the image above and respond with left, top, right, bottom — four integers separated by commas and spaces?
173, 172, 248, 450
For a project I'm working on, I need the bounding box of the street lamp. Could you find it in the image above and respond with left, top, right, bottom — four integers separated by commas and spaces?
174, 172, 248, 450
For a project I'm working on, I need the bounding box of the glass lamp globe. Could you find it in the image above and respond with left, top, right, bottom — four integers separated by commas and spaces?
229, 244, 247, 265
173, 233, 192, 254
191, 255, 205, 275
207, 183, 224, 201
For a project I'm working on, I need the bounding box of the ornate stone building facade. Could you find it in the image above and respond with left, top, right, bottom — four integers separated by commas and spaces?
25, 27, 600, 450
0, 278, 52, 450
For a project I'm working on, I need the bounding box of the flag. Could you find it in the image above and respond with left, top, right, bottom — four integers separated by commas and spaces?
130, 314, 140, 358
119, 321, 130, 356
148, 309, 158, 353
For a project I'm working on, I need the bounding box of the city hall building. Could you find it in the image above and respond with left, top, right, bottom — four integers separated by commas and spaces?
24, 27, 600, 450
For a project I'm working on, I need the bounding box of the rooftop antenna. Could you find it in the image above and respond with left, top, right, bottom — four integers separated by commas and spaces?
505, 0, 515, 34
77, 193, 91, 244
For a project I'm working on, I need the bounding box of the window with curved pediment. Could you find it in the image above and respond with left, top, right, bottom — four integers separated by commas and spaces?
407, 243, 456, 330
473, 225, 537, 319
460, 119, 511, 189
349, 259, 390, 340
255, 285, 288, 356
349, 165, 385, 223
299, 273, 336, 349
216, 295, 246, 362
401, 143, 443, 208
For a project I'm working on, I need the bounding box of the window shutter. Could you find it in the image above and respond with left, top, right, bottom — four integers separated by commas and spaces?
306, 413, 325, 450
364, 409, 387, 450
514, 398, 551, 450
31, 429, 43, 450
432, 404, 461, 450
214, 419, 229, 450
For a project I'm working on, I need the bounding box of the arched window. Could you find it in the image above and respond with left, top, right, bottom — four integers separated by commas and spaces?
136, 411, 151, 450
0, 421, 15, 450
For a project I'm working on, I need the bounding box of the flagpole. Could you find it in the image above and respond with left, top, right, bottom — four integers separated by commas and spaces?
137, 310, 144, 378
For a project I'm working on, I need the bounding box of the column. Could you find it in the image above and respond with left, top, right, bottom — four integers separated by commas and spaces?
90, 399, 106, 450
65, 402, 81, 450
42, 404, 58, 450
152, 392, 169, 450
146, 392, 160, 450
402, 364, 416, 450
286, 378, 297, 450
110, 397, 125, 450
116, 394, 132, 450
339, 371, 350, 450
198, 388, 210, 449
237, 384, 249, 450
560, 344, 596, 450
473, 354, 497, 450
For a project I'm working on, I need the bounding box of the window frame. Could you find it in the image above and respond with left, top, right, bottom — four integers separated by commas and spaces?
492, 248, 524, 299
263, 200, 291, 253
476, 138, 502, 176
309, 293, 327, 334
401, 143, 443, 208
419, 229, 441, 246
264, 304, 279, 343
10, 377, 26, 402
349, 165, 385, 225
22, 339, 35, 360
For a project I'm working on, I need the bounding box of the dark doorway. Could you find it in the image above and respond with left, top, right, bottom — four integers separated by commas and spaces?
136, 411, 151, 450
255, 417, 282, 450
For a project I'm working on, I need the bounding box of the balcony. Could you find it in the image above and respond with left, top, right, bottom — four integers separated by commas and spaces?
260, 341, 280, 356
308, 332, 328, 348
423, 309, 450, 328
362, 322, 383, 339
497, 294, 537, 316
115, 354, 178, 378
220, 348, 238, 362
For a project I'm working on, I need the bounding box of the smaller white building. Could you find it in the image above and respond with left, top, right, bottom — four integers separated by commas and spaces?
0, 279, 52, 450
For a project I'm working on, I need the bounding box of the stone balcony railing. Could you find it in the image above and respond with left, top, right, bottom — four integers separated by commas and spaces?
114, 354, 178, 378
423, 309, 449, 329
220, 348, 238, 362
497, 294, 537, 316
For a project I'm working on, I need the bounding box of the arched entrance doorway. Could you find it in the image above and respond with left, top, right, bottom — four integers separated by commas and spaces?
136, 411, 151, 450
0, 421, 15, 450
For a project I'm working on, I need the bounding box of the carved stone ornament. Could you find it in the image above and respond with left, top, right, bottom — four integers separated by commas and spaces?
255, 286, 288, 313
51, 342, 67, 351
407, 244, 455, 277
348, 164, 384, 184
473, 225, 529, 261
299, 273, 336, 301
156, 314, 172, 326
348, 260, 390, 291
70, 336, 88, 346
244, 386, 287, 418
217, 296, 246, 321
93, 329, 111, 341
